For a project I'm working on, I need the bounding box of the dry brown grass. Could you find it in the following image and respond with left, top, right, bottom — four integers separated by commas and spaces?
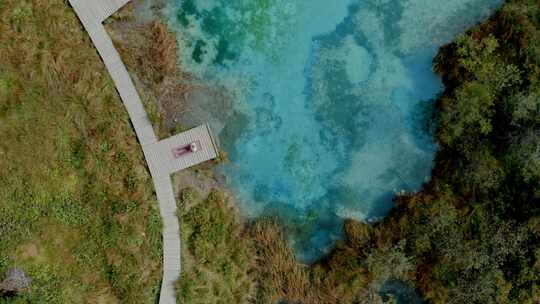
250, 221, 316, 303
248, 216, 406, 304
106, 11, 196, 137
148, 20, 178, 78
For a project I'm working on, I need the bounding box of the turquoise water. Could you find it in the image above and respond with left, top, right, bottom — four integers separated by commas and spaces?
167, 0, 501, 262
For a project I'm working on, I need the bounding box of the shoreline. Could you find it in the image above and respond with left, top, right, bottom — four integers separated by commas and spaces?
111, 1, 540, 303
105, 0, 242, 214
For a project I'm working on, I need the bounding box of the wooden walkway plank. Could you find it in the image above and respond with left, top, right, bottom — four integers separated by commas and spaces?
153, 175, 182, 302
146, 124, 219, 177
67, 1, 220, 303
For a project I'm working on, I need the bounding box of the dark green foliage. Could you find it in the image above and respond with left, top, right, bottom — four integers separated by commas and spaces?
361, 1, 540, 302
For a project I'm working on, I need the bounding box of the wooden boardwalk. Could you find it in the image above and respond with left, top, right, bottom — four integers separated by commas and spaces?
146, 124, 219, 177
68, 1, 219, 303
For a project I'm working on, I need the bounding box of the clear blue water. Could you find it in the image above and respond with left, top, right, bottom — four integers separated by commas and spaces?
166, 0, 501, 262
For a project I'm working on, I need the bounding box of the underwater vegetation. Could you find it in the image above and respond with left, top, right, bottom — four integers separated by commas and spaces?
168, 0, 503, 261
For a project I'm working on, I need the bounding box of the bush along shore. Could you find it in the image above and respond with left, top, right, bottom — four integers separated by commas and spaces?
169, 0, 540, 303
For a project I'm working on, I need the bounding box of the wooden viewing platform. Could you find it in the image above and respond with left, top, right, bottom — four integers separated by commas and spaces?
67, 0, 219, 303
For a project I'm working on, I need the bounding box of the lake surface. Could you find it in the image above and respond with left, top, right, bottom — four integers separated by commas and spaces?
166, 0, 501, 262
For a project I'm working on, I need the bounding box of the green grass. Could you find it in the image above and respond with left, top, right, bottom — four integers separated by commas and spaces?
175, 188, 254, 304
0, 0, 162, 302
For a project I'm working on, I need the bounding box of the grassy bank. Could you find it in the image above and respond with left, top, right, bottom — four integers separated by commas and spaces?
175, 188, 254, 303
0, 0, 162, 302
310, 0, 540, 302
